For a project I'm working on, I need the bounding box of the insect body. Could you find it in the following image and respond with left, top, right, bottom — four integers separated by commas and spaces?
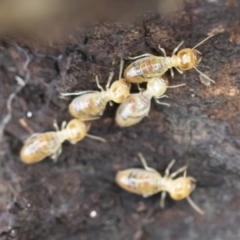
124, 35, 214, 85
115, 76, 185, 127
115, 153, 204, 215
20, 119, 105, 164
62, 61, 130, 120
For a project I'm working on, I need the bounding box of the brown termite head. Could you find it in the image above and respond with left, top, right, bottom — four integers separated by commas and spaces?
174, 35, 214, 71
65, 118, 90, 144
168, 176, 196, 200
174, 35, 215, 84
177, 48, 202, 71
108, 79, 130, 103
146, 76, 169, 98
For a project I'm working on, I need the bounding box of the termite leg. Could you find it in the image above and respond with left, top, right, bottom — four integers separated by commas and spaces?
60, 90, 95, 97
138, 153, 158, 172
154, 98, 171, 107
82, 117, 100, 121
86, 134, 106, 142
51, 146, 62, 162
53, 120, 60, 131
61, 121, 67, 130
156, 95, 169, 99
170, 68, 174, 78
160, 191, 167, 208
172, 40, 184, 56
106, 71, 114, 89
164, 159, 176, 177
137, 84, 144, 91
24, 133, 40, 143
167, 83, 186, 88
127, 53, 154, 60
174, 67, 183, 74
158, 45, 167, 57
56, 147, 62, 160
170, 166, 188, 178
95, 75, 105, 92
119, 58, 124, 80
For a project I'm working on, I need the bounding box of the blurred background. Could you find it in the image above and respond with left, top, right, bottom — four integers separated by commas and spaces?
0, 0, 185, 39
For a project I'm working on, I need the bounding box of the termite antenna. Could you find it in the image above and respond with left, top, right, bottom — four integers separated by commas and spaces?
186, 196, 205, 215
86, 134, 106, 142
192, 35, 214, 49
194, 67, 215, 84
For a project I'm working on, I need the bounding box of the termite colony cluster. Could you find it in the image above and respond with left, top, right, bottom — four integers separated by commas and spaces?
20, 35, 214, 215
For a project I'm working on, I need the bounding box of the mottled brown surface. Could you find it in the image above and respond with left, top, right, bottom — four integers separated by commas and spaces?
0, 0, 240, 239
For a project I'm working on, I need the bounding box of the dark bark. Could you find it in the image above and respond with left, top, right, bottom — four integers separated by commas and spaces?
0, 0, 240, 239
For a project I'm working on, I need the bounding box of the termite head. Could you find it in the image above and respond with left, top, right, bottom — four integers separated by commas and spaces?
146, 76, 169, 98
66, 119, 90, 144
177, 49, 202, 71
169, 176, 196, 200
109, 79, 130, 103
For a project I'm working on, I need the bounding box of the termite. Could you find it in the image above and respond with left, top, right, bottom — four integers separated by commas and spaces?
124, 35, 214, 85
115, 76, 185, 127
20, 118, 105, 164
61, 60, 130, 120
115, 153, 204, 215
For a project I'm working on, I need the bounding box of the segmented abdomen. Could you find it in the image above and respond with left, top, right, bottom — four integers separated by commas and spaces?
124, 56, 169, 83
115, 169, 161, 196
115, 92, 150, 127
20, 132, 61, 164
69, 92, 107, 119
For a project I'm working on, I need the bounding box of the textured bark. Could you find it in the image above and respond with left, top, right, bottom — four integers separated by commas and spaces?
0, 0, 240, 239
